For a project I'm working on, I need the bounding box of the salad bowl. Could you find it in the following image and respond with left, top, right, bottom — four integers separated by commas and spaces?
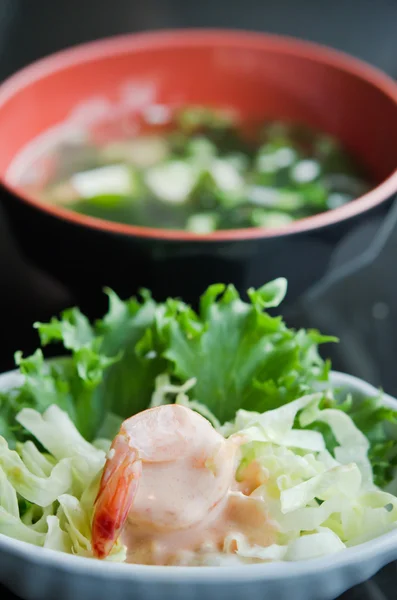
0, 369, 397, 600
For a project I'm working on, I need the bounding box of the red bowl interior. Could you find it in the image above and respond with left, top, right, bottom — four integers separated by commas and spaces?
1, 30, 397, 241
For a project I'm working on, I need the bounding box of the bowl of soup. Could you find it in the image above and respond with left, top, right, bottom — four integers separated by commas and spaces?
0, 30, 397, 312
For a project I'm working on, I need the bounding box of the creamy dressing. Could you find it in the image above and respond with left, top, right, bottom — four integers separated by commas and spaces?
123, 490, 276, 566
119, 413, 275, 566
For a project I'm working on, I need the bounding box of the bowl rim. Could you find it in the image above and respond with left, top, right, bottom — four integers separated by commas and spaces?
1, 29, 397, 242
0, 368, 396, 582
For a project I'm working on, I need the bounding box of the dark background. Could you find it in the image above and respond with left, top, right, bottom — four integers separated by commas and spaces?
1, 0, 397, 369
1, 0, 397, 79
0, 2, 397, 597
2, 0, 397, 376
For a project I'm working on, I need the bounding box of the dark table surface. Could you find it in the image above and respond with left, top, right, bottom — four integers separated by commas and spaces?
1, 1, 397, 598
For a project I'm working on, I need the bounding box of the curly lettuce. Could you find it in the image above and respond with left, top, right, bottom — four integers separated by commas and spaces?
0, 278, 396, 491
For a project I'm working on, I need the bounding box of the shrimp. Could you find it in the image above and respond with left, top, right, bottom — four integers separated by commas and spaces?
91, 404, 238, 559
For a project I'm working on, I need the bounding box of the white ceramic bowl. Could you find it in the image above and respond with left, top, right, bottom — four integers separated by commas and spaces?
1, 368, 397, 600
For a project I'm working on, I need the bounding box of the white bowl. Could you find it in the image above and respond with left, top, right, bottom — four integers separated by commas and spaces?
0, 368, 397, 600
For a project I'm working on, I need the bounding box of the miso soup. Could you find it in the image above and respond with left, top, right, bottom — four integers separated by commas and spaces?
17, 106, 372, 233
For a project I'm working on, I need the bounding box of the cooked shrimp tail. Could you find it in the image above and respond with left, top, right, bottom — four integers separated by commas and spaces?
91, 404, 237, 560
92, 431, 142, 559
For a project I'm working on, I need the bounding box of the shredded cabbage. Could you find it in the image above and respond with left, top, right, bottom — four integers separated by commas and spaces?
0, 405, 125, 561
224, 528, 346, 562
146, 376, 397, 564
0, 388, 396, 565
219, 395, 397, 562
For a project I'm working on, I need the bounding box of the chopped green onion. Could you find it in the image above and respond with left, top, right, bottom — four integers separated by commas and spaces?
251, 209, 295, 228
145, 161, 197, 204
186, 213, 218, 234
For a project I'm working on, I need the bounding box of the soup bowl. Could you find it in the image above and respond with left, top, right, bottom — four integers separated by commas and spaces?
0, 368, 396, 600
1, 30, 397, 314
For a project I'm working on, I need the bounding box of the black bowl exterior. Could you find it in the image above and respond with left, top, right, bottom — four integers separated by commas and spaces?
1, 187, 393, 318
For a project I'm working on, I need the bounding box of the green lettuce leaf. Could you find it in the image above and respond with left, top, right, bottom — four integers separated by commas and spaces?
95, 289, 167, 418
1, 278, 396, 488
4, 289, 166, 442
162, 279, 334, 422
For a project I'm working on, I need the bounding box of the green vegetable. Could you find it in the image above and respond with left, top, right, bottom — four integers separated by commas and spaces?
37, 107, 371, 232
0, 278, 396, 562
186, 212, 218, 233
2, 389, 396, 562
306, 393, 397, 489
250, 209, 294, 228
197, 393, 397, 560
162, 279, 333, 422
0, 404, 125, 560
145, 160, 198, 204
0, 278, 396, 489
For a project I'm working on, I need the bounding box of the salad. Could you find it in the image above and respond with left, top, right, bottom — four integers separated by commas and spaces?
0, 278, 396, 566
